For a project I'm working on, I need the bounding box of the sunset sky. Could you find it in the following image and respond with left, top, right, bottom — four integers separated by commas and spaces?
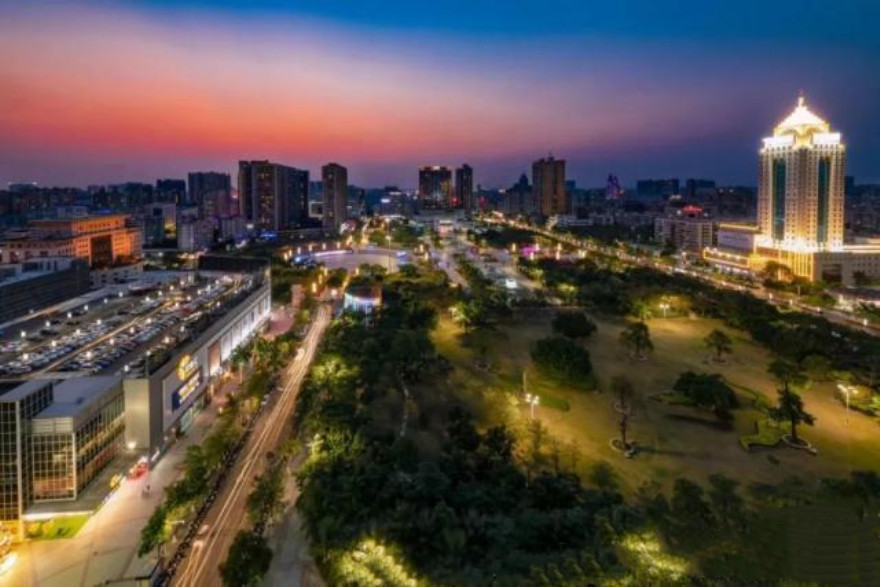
1, 0, 878, 189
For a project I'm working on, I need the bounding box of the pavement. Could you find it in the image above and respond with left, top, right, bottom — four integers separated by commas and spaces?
3, 376, 241, 587
171, 305, 331, 587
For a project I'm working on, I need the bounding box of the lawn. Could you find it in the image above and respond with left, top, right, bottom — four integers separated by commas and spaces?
432, 309, 880, 495
26, 513, 91, 540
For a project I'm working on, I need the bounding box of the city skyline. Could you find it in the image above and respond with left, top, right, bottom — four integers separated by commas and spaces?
2, 1, 880, 188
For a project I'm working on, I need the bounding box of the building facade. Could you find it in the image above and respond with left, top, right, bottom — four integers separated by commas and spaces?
123, 263, 271, 462
0, 376, 125, 540
418, 166, 452, 210
188, 172, 233, 219
533, 157, 567, 217
455, 164, 474, 215
654, 212, 715, 254
238, 160, 309, 233
0, 214, 142, 268
704, 96, 880, 284
0, 258, 91, 325
322, 163, 348, 231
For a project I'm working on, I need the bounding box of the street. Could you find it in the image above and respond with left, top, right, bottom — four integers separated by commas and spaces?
171, 304, 331, 587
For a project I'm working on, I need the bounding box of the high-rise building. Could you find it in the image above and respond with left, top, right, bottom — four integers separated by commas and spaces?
418, 166, 452, 210
756, 95, 845, 250
704, 95, 880, 284
533, 156, 567, 217
188, 172, 232, 219
156, 179, 187, 205
455, 164, 474, 214
238, 161, 309, 232
322, 163, 348, 231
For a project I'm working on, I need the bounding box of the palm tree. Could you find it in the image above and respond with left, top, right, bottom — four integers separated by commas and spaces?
620, 322, 653, 360
767, 359, 814, 444
704, 329, 733, 362
611, 375, 634, 450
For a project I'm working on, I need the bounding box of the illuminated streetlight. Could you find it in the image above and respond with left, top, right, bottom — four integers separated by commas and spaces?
525, 393, 540, 419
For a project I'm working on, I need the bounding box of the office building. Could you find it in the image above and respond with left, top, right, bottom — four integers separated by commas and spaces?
654, 206, 715, 254
238, 160, 309, 233
0, 376, 125, 540
455, 164, 474, 215
322, 163, 348, 231
533, 156, 567, 217
0, 214, 142, 268
503, 174, 534, 216
704, 95, 880, 284
155, 179, 187, 205
177, 218, 214, 252
418, 166, 452, 210
0, 258, 91, 325
188, 172, 232, 219
636, 178, 680, 199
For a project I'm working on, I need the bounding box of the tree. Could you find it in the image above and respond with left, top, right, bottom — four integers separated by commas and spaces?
704, 329, 733, 362
619, 321, 653, 359
767, 359, 815, 444
671, 478, 712, 527
672, 372, 739, 421
801, 354, 833, 382
138, 505, 168, 557
450, 299, 484, 333
761, 260, 793, 283
707, 473, 744, 527
530, 336, 593, 387
552, 311, 597, 339
611, 376, 634, 450
589, 461, 619, 492
220, 531, 273, 587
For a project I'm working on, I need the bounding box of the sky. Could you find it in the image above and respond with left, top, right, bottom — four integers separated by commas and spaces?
1, 0, 879, 189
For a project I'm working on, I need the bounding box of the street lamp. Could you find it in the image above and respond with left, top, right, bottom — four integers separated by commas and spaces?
659, 302, 670, 318
525, 393, 540, 419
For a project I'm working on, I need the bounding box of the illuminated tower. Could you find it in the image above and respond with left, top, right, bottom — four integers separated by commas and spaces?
757, 95, 845, 252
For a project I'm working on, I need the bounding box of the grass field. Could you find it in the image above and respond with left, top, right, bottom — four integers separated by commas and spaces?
432, 310, 880, 493
429, 308, 880, 581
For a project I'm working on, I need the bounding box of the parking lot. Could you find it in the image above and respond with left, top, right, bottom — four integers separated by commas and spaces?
0, 275, 241, 380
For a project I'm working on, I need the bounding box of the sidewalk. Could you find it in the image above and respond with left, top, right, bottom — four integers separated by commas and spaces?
263, 458, 323, 587
2, 376, 241, 587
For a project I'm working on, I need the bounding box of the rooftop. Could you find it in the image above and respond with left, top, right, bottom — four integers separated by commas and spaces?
773, 95, 831, 138
39, 375, 121, 418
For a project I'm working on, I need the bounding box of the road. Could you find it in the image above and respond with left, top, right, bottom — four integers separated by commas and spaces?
172, 303, 331, 587
486, 218, 880, 336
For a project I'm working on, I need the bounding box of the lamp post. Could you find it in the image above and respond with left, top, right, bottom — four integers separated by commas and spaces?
525, 393, 540, 419
386, 234, 392, 270
659, 302, 670, 318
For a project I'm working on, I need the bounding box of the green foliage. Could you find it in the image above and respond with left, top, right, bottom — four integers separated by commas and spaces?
552, 310, 597, 339
530, 336, 593, 388
220, 531, 273, 587
672, 372, 739, 421
739, 418, 785, 451
294, 265, 628, 585
619, 321, 653, 359
138, 505, 168, 557
246, 457, 286, 527
704, 329, 733, 361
